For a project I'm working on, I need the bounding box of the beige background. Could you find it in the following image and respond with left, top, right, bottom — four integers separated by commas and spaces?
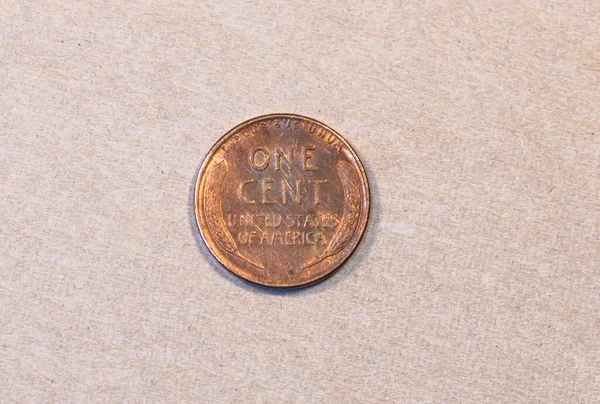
1, 1, 599, 402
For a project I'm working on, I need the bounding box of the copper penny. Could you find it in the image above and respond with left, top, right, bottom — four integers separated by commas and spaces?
195, 114, 370, 288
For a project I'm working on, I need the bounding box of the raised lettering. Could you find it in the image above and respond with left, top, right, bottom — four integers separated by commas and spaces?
282, 179, 301, 204
302, 144, 319, 171
261, 178, 276, 204
250, 147, 270, 171
274, 147, 293, 171
239, 179, 256, 204
309, 179, 327, 204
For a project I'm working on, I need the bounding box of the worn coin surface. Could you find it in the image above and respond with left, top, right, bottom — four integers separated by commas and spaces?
195, 114, 370, 288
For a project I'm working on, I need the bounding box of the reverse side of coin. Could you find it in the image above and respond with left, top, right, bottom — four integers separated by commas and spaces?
195, 114, 370, 288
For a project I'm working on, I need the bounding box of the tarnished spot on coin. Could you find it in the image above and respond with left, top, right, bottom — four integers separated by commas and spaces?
195, 114, 370, 288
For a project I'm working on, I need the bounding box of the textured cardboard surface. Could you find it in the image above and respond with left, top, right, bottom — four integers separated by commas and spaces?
1, 1, 599, 402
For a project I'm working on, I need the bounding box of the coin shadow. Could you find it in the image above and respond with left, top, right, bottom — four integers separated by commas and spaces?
188, 158, 380, 296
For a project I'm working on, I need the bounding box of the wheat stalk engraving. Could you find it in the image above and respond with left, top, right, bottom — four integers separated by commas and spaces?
303, 160, 362, 268
203, 160, 264, 269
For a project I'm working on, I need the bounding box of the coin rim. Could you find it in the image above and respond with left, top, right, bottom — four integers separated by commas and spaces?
194, 113, 370, 288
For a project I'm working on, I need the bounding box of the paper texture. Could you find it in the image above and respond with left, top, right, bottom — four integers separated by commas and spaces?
1, 1, 598, 402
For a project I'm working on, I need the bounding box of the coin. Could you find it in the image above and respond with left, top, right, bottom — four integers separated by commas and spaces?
195, 114, 370, 288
